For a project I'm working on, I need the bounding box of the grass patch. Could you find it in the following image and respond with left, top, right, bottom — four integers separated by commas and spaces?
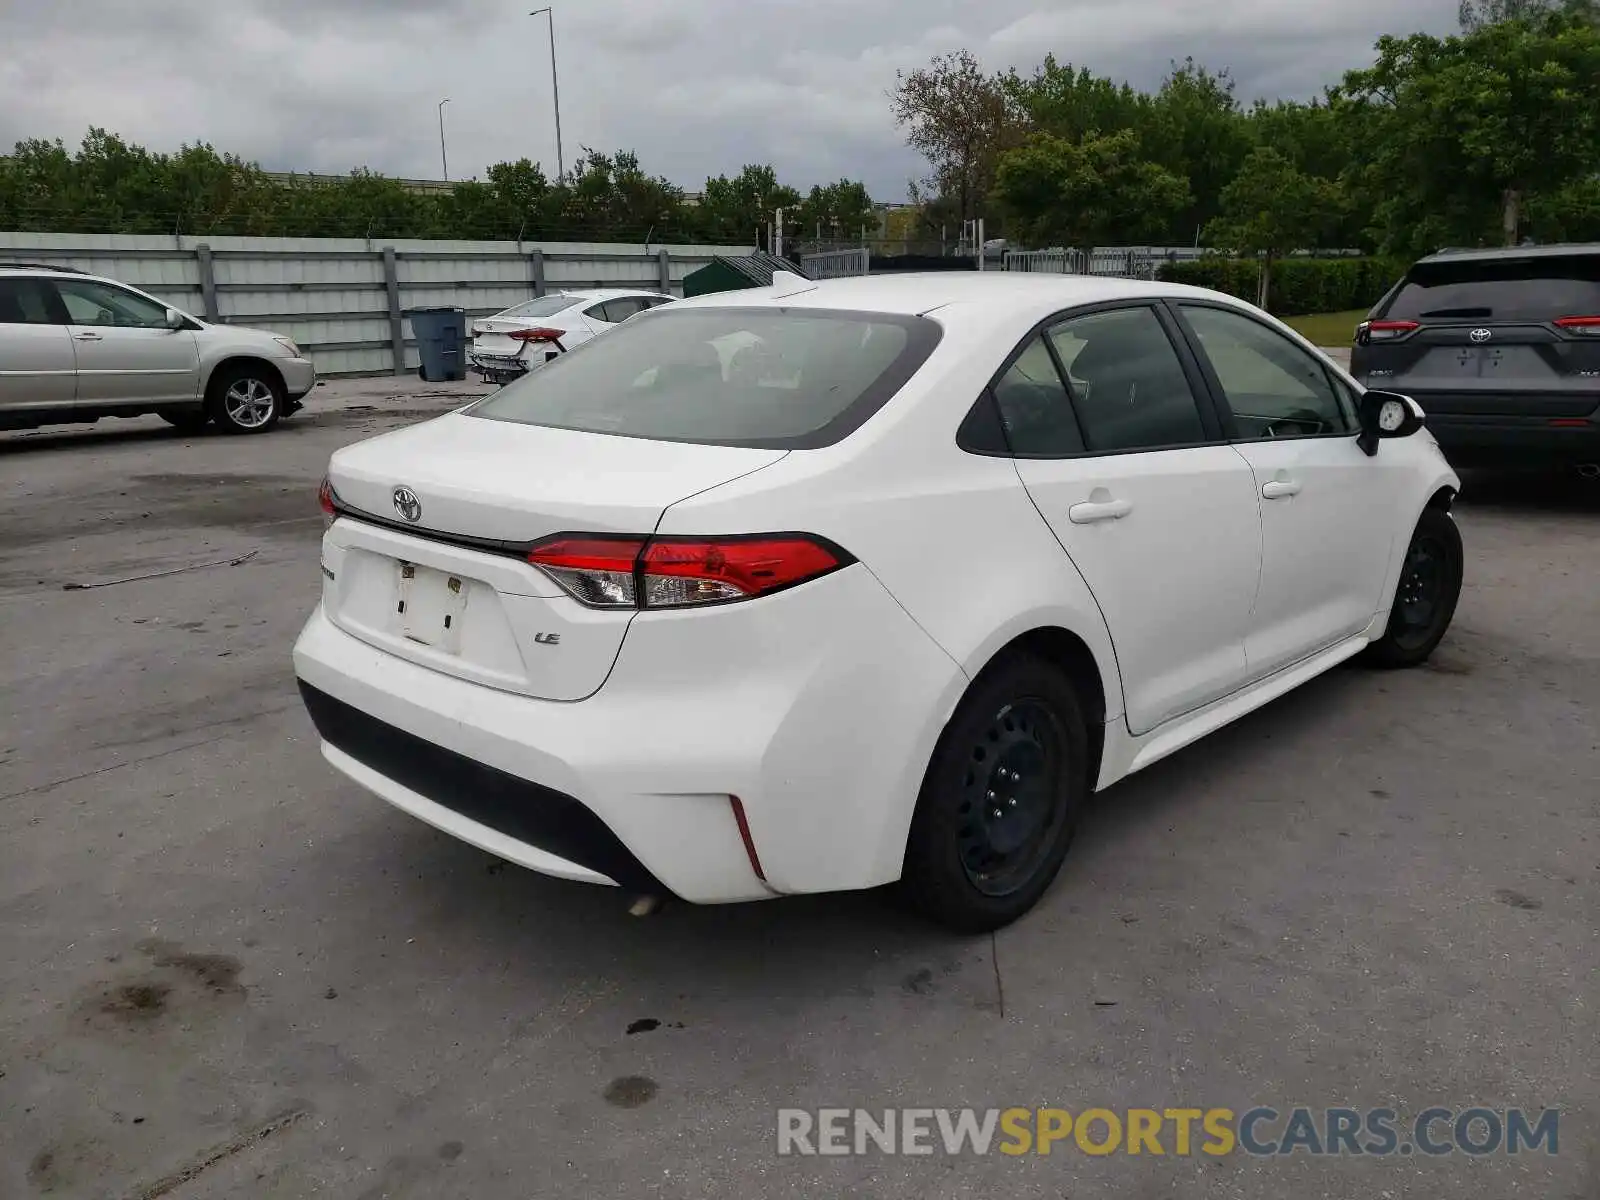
1282, 310, 1368, 347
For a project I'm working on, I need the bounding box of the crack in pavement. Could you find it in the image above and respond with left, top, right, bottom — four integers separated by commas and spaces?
0, 700, 305, 802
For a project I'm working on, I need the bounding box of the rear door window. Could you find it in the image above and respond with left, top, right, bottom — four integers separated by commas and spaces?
0, 278, 61, 324
1045, 306, 1210, 452
992, 335, 1084, 455
467, 306, 942, 449
601, 298, 648, 322
1385, 254, 1600, 321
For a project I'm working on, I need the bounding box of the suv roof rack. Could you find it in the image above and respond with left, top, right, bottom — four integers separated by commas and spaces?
0, 261, 87, 273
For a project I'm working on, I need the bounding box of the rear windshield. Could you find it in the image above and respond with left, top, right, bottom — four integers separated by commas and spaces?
466, 306, 943, 449
1385, 253, 1600, 321
497, 296, 581, 319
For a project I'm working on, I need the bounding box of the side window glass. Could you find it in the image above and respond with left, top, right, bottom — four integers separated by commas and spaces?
583, 302, 612, 323
1180, 304, 1353, 438
55, 280, 170, 329
1046, 307, 1207, 452
608, 299, 646, 322
1330, 374, 1361, 428
0, 279, 58, 324
992, 334, 1083, 455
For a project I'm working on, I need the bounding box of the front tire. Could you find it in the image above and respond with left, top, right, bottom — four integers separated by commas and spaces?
1363, 506, 1463, 668
207, 365, 283, 435
900, 655, 1089, 933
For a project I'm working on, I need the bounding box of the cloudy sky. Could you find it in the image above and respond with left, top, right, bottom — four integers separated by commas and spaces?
1, 0, 1461, 200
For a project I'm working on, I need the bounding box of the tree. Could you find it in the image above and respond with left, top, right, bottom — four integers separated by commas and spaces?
993, 129, 1190, 250
890, 50, 1019, 224
1144, 60, 1254, 242
1001, 55, 1148, 143
1458, 0, 1597, 30
1341, 7, 1600, 249
795, 179, 875, 242
1206, 146, 1345, 309
700, 164, 801, 245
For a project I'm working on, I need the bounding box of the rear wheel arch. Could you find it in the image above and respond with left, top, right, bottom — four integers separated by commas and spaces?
1426, 485, 1456, 512
971, 626, 1107, 792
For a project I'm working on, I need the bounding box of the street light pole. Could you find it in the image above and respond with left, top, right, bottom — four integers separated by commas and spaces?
437, 98, 451, 182
529, 7, 565, 181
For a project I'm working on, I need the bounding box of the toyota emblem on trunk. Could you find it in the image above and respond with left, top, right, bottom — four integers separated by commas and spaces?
392, 486, 422, 523
1469, 328, 1492, 344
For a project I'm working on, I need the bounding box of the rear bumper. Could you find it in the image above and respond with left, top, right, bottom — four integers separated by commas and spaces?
468, 351, 531, 382
290, 566, 966, 905
1420, 412, 1600, 466
298, 680, 664, 892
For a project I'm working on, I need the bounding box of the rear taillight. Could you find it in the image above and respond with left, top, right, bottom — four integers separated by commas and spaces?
1357, 319, 1420, 344
527, 536, 645, 608
528, 534, 851, 610
508, 327, 566, 344
318, 476, 338, 528
1555, 315, 1600, 336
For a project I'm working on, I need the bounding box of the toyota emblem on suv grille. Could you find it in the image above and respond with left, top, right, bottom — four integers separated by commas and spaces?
1469, 328, 1492, 344
392, 486, 422, 523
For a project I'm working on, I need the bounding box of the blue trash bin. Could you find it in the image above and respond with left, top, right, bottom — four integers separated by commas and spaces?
405, 306, 467, 382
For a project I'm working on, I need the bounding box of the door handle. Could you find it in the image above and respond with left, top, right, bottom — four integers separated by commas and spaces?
74, 331, 103, 341
1261, 479, 1302, 500
1068, 498, 1133, 524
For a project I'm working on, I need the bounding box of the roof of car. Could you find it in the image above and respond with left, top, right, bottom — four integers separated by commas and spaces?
664, 270, 1229, 322
1417, 243, 1600, 264
0, 262, 89, 276
546, 288, 669, 302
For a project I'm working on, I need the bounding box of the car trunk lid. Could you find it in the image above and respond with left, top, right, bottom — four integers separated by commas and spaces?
322, 412, 787, 700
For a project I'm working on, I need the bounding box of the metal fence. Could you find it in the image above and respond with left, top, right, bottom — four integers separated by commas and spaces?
799, 247, 871, 279
0, 231, 752, 376
1002, 247, 1194, 279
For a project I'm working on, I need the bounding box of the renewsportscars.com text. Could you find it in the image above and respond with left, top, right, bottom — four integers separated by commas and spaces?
777, 1106, 1560, 1158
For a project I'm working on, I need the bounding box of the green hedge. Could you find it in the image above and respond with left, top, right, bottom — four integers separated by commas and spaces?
1156, 256, 1408, 316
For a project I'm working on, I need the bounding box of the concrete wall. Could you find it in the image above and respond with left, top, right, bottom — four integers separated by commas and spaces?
0, 232, 751, 376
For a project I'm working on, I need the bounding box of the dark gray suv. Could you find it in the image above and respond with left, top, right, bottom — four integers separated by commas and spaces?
1349, 244, 1600, 472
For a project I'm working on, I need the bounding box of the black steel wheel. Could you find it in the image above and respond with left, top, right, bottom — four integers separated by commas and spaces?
901, 654, 1088, 933
1363, 506, 1464, 668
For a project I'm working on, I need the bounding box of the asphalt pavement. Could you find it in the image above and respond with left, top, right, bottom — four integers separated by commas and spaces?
0, 374, 1595, 1199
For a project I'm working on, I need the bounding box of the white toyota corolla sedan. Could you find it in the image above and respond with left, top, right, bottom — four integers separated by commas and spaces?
294, 271, 1463, 931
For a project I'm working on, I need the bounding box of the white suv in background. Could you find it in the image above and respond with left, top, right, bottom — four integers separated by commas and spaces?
0, 264, 316, 435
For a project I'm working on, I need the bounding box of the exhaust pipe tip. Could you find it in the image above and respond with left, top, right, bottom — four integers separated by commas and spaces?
1576, 463, 1600, 480
628, 894, 666, 917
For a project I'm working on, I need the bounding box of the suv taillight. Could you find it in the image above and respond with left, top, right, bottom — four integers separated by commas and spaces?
1555, 315, 1600, 336
1357, 319, 1420, 344
528, 534, 852, 610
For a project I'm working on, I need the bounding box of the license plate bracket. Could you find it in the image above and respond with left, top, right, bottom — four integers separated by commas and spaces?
394, 562, 469, 654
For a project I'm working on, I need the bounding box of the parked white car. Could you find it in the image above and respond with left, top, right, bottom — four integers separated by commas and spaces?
468, 288, 674, 386
0, 264, 315, 434
295, 271, 1462, 931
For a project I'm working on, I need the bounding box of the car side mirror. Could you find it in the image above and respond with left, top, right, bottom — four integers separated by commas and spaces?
164, 307, 186, 330
1356, 389, 1425, 456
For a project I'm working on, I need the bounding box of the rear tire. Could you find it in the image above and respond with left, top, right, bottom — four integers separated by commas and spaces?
207, 364, 283, 435
1362, 507, 1463, 669
899, 655, 1089, 933
158, 407, 209, 434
